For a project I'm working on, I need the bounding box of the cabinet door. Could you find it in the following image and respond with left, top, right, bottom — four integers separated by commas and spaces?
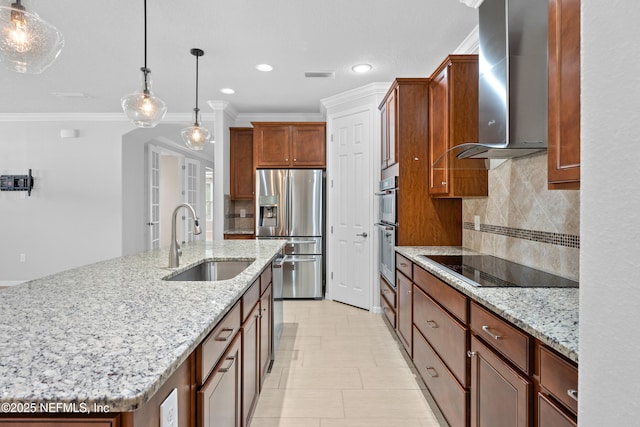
548, 0, 581, 190
254, 125, 291, 167
470, 335, 531, 427
386, 89, 397, 167
230, 128, 254, 200
396, 271, 412, 355
380, 100, 389, 169
242, 304, 260, 427
429, 64, 450, 196
199, 334, 242, 427
291, 125, 326, 167
538, 393, 577, 427
259, 284, 272, 389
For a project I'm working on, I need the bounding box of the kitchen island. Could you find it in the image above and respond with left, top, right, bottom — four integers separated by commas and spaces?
0, 239, 284, 422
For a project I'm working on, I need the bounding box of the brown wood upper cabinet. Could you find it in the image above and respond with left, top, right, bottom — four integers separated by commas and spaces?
380, 87, 397, 170
428, 55, 487, 198
230, 127, 254, 200
252, 122, 326, 168
548, 0, 581, 190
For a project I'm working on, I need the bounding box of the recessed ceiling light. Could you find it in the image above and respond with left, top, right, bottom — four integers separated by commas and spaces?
352, 64, 373, 73
220, 88, 235, 95
256, 64, 273, 72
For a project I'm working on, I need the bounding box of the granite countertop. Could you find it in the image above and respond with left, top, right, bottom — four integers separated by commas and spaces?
223, 229, 255, 235
0, 239, 285, 412
396, 246, 579, 363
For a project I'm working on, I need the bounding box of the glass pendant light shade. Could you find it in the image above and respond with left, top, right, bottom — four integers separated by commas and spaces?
121, 67, 167, 128
0, 2, 64, 74
181, 109, 211, 150
183, 48, 211, 150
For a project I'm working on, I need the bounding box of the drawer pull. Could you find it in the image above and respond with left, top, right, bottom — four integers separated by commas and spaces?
215, 327, 235, 342
467, 350, 477, 358
426, 320, 438, 328
219, 356, 236, 373
399, 262, 408, 267
426, 367, 439, 378
567, 389, 578, 402
382, 289, 389, 293
482, 325, 502, 340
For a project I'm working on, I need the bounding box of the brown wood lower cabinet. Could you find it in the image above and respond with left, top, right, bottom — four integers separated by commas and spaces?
537, 393, 576, 427
242, 303, 260, 427
396, 270, 413, 356
259, 284, 272, 389
198, 334, 242, 427
470, 335, 531, 427
413, 327, 467, 427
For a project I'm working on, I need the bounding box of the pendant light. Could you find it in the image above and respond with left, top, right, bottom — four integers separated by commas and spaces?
121, 0, 166, 128
0, 0, 64, 74
181, 48, 211, 150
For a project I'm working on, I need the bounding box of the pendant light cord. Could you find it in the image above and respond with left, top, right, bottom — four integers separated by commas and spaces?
142, 0, 149, 93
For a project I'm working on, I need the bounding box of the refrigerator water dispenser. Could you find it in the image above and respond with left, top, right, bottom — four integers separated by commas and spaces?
258, 195, 279, 227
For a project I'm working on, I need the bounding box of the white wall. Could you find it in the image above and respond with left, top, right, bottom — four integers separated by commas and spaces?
580, 2, 640, 425
0, 120, 129, 282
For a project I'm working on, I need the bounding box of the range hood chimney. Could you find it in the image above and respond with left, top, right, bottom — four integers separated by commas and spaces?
455, 0, 548, 160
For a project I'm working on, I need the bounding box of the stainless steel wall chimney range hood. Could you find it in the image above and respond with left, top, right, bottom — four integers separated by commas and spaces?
454, 0, 549, 160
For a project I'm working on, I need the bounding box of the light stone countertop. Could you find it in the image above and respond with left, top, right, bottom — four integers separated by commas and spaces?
0, 239, 285, 412
396, 246, 579, 363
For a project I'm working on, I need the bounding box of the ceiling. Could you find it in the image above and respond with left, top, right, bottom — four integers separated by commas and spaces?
0, 0, 478, 116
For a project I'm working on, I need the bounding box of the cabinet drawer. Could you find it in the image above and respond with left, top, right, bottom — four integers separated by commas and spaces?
539, 346, 578, 415
538, 393, 577, 427
381, 293, 396, 328
197, 302, 242, 385
380, 275, 396, 308
470, 302, 531, 374
260, 265, 272, 294
242, 278, 261, 322
413, 286, 468, 387
413, 327, 467, 427
413, 265, 468, 323
396, 253, 412, 279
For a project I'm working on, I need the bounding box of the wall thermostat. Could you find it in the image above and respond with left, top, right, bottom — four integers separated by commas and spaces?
0, 169, 34, 196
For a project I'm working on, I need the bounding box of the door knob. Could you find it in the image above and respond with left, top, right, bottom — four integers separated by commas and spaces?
356, 232, 368, 238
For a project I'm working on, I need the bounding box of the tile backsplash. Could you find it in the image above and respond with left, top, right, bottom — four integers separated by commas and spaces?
224, 195, 255, 231
462, 152, 580, 280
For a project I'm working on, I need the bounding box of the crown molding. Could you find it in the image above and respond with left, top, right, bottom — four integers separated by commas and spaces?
320, 82, 392, 112
235, 112, 326, 125
454, 25, 479, 54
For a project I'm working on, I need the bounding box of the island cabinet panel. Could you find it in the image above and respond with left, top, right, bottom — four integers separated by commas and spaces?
537, 393, 576, 427
259, 283, 272, 389
413, 285, 468, 387
230, 127, 255, 200
413, 327, 467, 427
470, 335, 531, 427
396, 269, 413, 356
198, 333, 242, 427
253, 122, 326, 168
548, 0, 581, 190
242, 279, 261, 323
197, 302, 242, 385
242, 303, 260, 427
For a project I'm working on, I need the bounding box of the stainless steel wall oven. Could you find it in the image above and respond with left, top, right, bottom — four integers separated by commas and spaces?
375, 176, 398, 287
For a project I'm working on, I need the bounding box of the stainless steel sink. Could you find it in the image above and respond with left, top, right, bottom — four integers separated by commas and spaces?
164, 260, 254, 281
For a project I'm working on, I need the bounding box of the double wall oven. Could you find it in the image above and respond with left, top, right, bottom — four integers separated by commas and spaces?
375, 176, 398, 287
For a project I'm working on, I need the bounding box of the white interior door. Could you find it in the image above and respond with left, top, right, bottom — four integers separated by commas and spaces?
183, 158, 200, 243
328, 109, 373, 310
147, 145, 161, 250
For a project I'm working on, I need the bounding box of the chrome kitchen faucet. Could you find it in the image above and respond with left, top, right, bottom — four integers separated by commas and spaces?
169, 203, 201, 268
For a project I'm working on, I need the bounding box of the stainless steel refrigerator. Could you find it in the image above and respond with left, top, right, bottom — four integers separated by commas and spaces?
256, 169, 324, 299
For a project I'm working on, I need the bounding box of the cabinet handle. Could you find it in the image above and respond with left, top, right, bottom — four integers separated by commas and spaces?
482, 325, 502, 340
426, 320, 438, 328
214, 327, 235, 342
467, 350, 477, 358
567, 389, 578, 402
382, 289, 389, 293
399, 262, 408, 267
294, 158, 297, 161
219, 356, 236, 373
441, 181, 447, 186
425, 367, 438, 378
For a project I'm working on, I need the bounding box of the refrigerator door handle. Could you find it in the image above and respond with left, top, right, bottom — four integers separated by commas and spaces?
283, 255, 318, 263
287, 240, 318, 245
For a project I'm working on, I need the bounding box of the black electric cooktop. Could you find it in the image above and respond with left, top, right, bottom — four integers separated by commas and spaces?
421, 254, 578, 288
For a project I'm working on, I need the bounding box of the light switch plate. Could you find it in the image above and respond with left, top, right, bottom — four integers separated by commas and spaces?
160, 388, 178, 427
474, 215, 481, 231
240, 209, 246, 218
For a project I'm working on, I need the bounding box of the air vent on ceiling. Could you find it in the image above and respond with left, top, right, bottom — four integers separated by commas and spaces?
304, 71, 335, 78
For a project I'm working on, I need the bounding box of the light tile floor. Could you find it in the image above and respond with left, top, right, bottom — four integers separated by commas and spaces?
250, 300, 445, 427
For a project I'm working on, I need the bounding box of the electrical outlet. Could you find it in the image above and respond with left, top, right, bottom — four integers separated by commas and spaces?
19, 254, 26, 263
474, 215, 481, 231
240, 209, 246, 218
160, 388, 178, 427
